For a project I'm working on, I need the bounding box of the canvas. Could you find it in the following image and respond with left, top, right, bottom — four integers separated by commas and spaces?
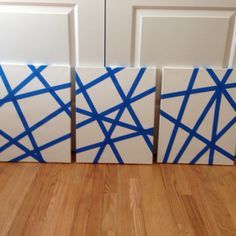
158, 67, 236, 165
0, 64, 71, 162
75, 67, 156, 164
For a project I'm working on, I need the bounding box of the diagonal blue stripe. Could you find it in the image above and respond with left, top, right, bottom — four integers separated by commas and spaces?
207, 68, 235, 111
163, 68, 199, 163
161, 82, 236, 99
0, 83, 70, 105
209, 91, 222, 165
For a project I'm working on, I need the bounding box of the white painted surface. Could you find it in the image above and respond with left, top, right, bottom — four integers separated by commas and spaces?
158, 67, 236, 165
0, 64, 71, 162
0, 0, 104, 66
106, 0, 236, 68
75, 67, 156, 164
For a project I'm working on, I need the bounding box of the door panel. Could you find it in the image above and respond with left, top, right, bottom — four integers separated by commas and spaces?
0, 0, 104, 66
106, 0, 236, 68
0, 5, 71, 65
134, 10, 234, 67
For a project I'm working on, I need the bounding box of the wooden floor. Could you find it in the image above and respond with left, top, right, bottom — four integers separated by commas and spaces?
0, 163, 235, 236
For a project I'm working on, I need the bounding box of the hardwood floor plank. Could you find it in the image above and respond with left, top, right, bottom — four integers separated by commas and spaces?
0, 163, 40, 236
70, 164, 101, 236
160, 165, 196, 235
101, 165, 118, 236
117, 165, 137, 236
6, 164, 62, 236
181, 194, 209, 236
0, 163, 234, 236
139, 165, 179, 236
129, 178, 147, 236
185, 165, 236, 236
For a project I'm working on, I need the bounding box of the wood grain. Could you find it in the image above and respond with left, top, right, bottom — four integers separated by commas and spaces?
0, 163, 235, 236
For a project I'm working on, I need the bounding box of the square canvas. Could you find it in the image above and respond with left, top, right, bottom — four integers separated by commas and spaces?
75, 67, 156, 164
158, 67, 236, 165
0, 64, 71, 162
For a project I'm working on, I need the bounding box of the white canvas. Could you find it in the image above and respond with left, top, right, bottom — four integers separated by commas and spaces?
0, 64, 71, 163
75, 67, 156, 164
158, 67, 236, 165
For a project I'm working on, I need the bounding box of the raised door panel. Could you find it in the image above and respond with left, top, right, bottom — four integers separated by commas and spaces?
0, 0, 104, 66
134, 10, 235, 67
106, 0, 236, 68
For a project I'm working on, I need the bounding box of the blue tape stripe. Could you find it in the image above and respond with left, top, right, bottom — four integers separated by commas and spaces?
209, 91, 222, 165
76, 142, 104, 153
190, 145, 209, 164
216, 117, 236, 140
0, 83, 70, 105
161, 82, 236, 99
163, 68, 199, 163
130, 87, 156, 103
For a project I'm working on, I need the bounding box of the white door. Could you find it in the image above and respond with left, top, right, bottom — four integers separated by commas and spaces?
0, 0, 104, 66
106, 0, 236, 68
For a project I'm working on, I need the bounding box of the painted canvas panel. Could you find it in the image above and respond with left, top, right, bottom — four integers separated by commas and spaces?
158, 67, 236, 165
75, 67, 156, 164
0, 64, 71, 162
